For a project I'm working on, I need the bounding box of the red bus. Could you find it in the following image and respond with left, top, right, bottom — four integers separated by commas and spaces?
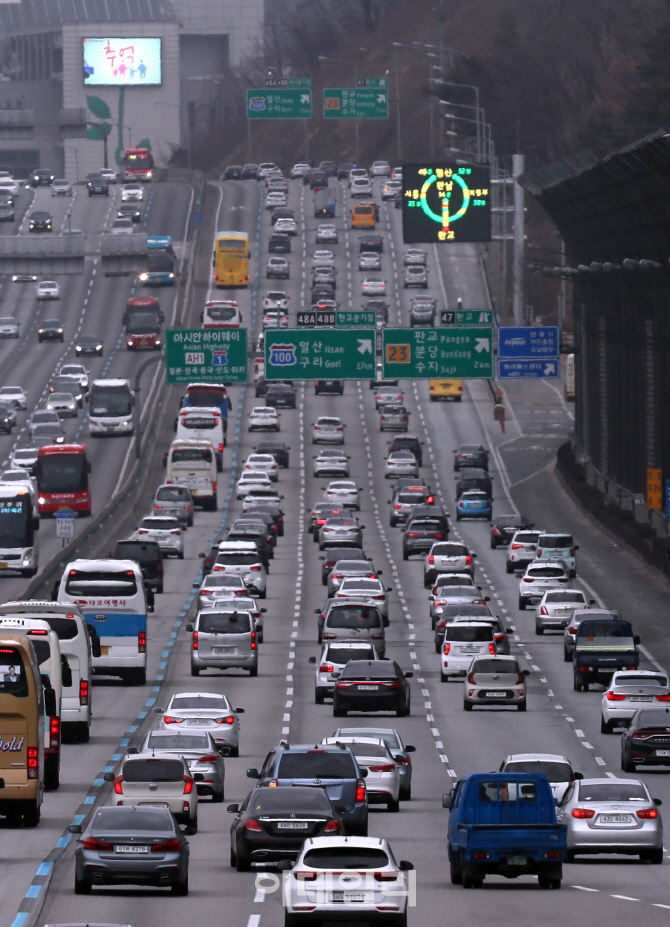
35, 445, 91, 516
124, 297, 163, 351
122, 148, 154, 182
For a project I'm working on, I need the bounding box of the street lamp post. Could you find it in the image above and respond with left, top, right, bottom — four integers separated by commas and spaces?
318, 55, 359, 162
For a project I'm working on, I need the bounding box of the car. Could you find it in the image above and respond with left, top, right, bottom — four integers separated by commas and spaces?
87, 174, 108, 196
248, 406, 280, 431
323, 736, 401, 810
196, 571, 248, 607
98, 167, 118, 183
319, 600, 386, 653
0, 177, 18, 196
241, 489, 282, 514
404, 248, 427, 265
315, 379, 344, 396
70, 805, 190, 895
253, 439, 290, 469
454, 443, 489, 471
505, 529, 543, 573
0, 471, 37, 506
388, 485, 432, 527
236, 470, 273, 499
309, 170, 328, 189
348, 168, 369, 186
499, 753, 582, 803
0, 403, 17, 428
10, 446, 39, 473
351, 177, 373, 197
433, 604, 496, 653
290, 162, 311, 178
318, 160, 337, 176
275, 217, 297, 236
464, 655, 529, 711
28, 409, 61, 438
318, 515, 364, 550
153, 483, 194, 527
385, 450, 419, 479
440, 622, 498, 680
0, 386, 26, 409
228, 786, 344, 871
104, 752, 198, 832
266, 256, 290, 278
376, 389, 405, 412
11, 273, 37, 283
243, 453, 279, 482
269, 232, 291, 253
557, 777, 663, 863
258, 162, 279, 179
30, 169, 54, 187
336, 162, 353, 179
359, 251, 382, 271
59, 363, 89, 392
242, 163, 259, 179
136, 515, 184, 558
320, 547, 367, 585
110, 217, 134, 235
200, 591, 266, 639
314, 449, 350, 478
0, 410, 12, 434
28, 211, 52, 232
427, 577, 485, 622
157, 691, 244, 756
622, 705, 670, 771
563, 608, 622, 662
404, 265, 429, 288
222, 164, 243, 180
312, 416, 345, 444
323, 479, 360, 510
326, 559, 378, 597
311, 283, 336, 303
409, 296, 436, 326
44, 392, 77, 418
361, 276, 386, 296
51, 178, 73, 196
332, 660, 411, 719
335, 576, 391, 619
188, 607, 258, 676
600, 670, 670, 733
388, 434, 423, 466
309, 641, 380, 702
534, 532, 579, 577
534, 589, 594, 634
36, 280, 60, 300
379, 405, 410, 432
266, 383, 296, 409
265, 191, 287, 209
0, 202, 14, 222
424, 540, 476, 586
118, 203, 142, 222
518, 560, 570, 609
316, 223, 338, 243
456, 490, 493, 521
313, 265, 336, 285
429, 378, 463, 401
309, 501, 345, 534
382, 180, 402, 199
370, 160, 391, 177
245, 501, 285, 537
113, 538, 164, 593
37, 319, 64, 342
136, 728, 225, 802
490, 514, 533, 548
121, 182, 143, 201
402, 517, 450, 560
75, 335, 104, 357
263, 291, 289, 310
0, 317, 19, 338
213, 538, 269, 593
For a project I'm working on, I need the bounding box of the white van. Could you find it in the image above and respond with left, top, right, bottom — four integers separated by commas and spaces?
175, 407, 224, 472
0, 601, 94, 742
166, 440, 217, 511
0, 618, 64, 790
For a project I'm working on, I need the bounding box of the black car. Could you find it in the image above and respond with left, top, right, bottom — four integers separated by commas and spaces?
388, 434, 423, 467
271, 207, 295, 225
87, 174, 109, 196
455, 467, 492, 499
238, 511, 279, 544
0, 192, 15, 208
318, 160, 337, 177
333, 660, 412, 717
311, 283, 336, 304
49, 375, 84, 406
359, 234, 383, 253
242, 163, 259, 179
403, 517, 450, 559
75, 335, 104, 357
315, 380, 344, 395
222, 164, 242, 180
0, 202, 14, 222
309, 170, 328, 190
118, 203, 142, 223
0, 406, 11, 433
320, 546, 367, 585
112, 539, 164, 594
38, 319, 64, 342
28, 211, 52, 232
490, 514, 533, 548
265, 384, 296, 409
244, 502, 284, 537
30, 169, 54, 187
454, 443, 489, 471
254, 439, 290, 468
228, 786, 343, 871
268, 233, 291, 253
621, 707, 670, 771
226, 525, 272, 566
337, 162, 354, 180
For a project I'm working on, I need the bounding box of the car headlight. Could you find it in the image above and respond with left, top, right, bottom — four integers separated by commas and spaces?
75, 394, 82, 401
139, 273, 148, 280
38, 329, 43, 334
29, 223, 34, 229
169, 273, 175, 278
57, 329, 63, 334
96, 344, 103, 350
75, 346, 82, 351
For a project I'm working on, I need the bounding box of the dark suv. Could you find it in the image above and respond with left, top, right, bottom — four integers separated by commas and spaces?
246, 743, 369, 835
112, 539, 164, 593
269, 232, 291, 253
455, 467, 492, 499
454, 443, 489, 471
87, 174, 109, 197
315, 380, 344, 396
359, 234, 383, 253
28, 211, 52, 232
265, 383, 296, 409
222, 164, 242, 180
30, 169, 54, 187
388, 434, 423, 467
255, 440, 290, 468
490, 514, 533, 548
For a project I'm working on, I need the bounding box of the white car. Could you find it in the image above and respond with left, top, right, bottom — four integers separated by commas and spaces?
381, 180, 401, 200
136, 515, 184, 558
202, 594, 266, 640
51, 179, 73, 196
282, 837, 413, 920
404, 248, 427, 265
236, 470, 273, 499
535, 589, 593, 634
518, 560, 571, 609
404, 265, 428, 288
265, 191, 286, 209
351, 177, 373, 197
384, 450, 419, 479
312, 416, 345, 444
0, 318, 19, 339
263, 291, 289, 310
370, 160, 391, 177
316, 224, 338, 243
310, 641, 380, 702
98, 168, 118, 183
440, 622, 497, 680
499, 753, 581, 804
506, 529, 543, 573
323, 479, 361, 510
323, 736, 400, 809
313, 449, 350, 478
274, 217, 297, 235
335, 576, 390, 619
10, 446, 39, 472
158, 691, 244, 756
348, 168, 369, 186
262, 309, 288, 329
241, 489, 281, 513
601, 670, 670, 733
391, 167, 403, 181
359, 252, 382, 271
362, 276, 386, 296
0, 178, 18, 195
110, 218, 134, 235
312, 250, 335, 266
36, 280, 60, 300
248, 407, 280, 432
290, 163, 311, 178
28, 409, 61, 438
0, 386, 26, 409
121, 183, 143, 201
243, 453, 279, 482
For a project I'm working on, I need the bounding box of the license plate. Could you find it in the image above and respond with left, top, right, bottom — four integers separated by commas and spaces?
100, 646, 109, 656
139, 801, 169, 808
507, 855, 527, 866
277, 822, 309, 829
599, 814, 632, 824
631, 696, 652, 702
116, 845, 149, 854
655, 749, 670, 757
188, 719, 210, 725
461, 646, 481, 653
358, 685, 379, 690
485, 691, 507, 698
331, 892, 367, 903
106, 427, 116, 433
213, 646, 235, 654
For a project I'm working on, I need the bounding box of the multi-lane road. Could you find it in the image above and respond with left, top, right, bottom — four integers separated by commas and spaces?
4, 170, 670, 927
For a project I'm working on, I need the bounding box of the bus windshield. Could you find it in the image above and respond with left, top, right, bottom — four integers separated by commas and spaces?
126, 311, 161, 333
36, 454, 88, 493
123, 150, 153, 168
0, 497, 34, 547
90, 385, 132, 417
217, 239, 247, 252
65, 570, 138, 597
186, 388, 226, 407
171, 448, 212, 464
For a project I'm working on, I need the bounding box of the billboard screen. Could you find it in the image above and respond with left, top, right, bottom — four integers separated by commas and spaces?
83, 38, 162, 86
402, 163, 491, 244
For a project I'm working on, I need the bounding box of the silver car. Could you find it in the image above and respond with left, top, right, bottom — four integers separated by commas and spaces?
313, 449, 350, 478
333, 726, 415, 800
600, 670, 670, 734
45, 392, 78, 418
28, 409, 61, 437
266, 256, 290, 278
557, 777, 663, 863
318, 515, 364, 550
323, 736, 400, 810
404, 248, 427, 265
403, 265, 428, 288
361, 276, 386, 296
137, 515, 184, 558
316, 224, 338, 243
424, 541, 476, 585
0, 317, 19, 338
375, 386, 403, 410
535, 589, 593, 634
429, 578, 482, 625
518, 560, 570, 609
334, 576, 391, 620
505, 529, 543, 573
310, 640, 380, 702
137, 728, 225, 802
359, 251, 382, 271
71, 805, 190, 895
499, 753, 582, 804
188, 608, 258, 677
157, 691, 244, 756
51, 178, 73, 196
384, 450, 419, 479
327, 559, 378, 597
153, 483, 194, 527
197, 572, 248, 609
463, 656, 529, 711
312, 416, 345, 444
202, 594, 266, 641
322, 479, 361, 510
379, 405, 410, 432
320, 602, 386, 656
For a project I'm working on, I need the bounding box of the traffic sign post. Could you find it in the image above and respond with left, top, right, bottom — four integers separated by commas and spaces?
381, 327, 493, 379
337, 311, 375, 327
247, 88, 312, 119
166, 329, 248, 384
323, 86, 389, 119
264, 329, 376, 380
497, 325, 560, 379
440, 309, 494, 326
55, 509, 76, 547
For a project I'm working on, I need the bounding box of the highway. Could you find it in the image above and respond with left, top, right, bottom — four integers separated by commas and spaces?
6, 171, 670, 927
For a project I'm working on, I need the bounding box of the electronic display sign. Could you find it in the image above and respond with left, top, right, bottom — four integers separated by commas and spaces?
83, 38, 162, 86
402, 163, 491, 244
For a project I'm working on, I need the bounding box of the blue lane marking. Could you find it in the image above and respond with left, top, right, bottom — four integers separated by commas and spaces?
56, 835, 71, 848
73, 814, 85, 824
159, 662, 166, 669
36, 862, 52, 876
161, 650, 170, 658
24, 887, 41, 900
146, 697, 156, 705
156, 674, 164, 681
10, 913, 29, 926
83, 795, 95, 804
119, 737, 130, 747
127, 724, 138, 733
93, 778, 103, 787
111, 753, 122, 760
137, 711, 147, 719
152, 685, 160, 692
103, 765, 114, 772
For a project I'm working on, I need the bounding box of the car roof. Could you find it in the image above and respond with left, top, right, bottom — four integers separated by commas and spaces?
302, 836, 389, 850
504, 753, 571, 764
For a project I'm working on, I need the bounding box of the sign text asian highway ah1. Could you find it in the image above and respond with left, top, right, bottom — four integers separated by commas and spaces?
166, 329, 248, 384
264, 329, 376, 380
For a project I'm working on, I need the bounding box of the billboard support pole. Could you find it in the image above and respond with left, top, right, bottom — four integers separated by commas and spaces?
512, 153, 525, 326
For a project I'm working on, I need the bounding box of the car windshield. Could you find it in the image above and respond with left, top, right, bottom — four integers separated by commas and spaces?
327, 608, 381, 629
277, 752, 357, 779
327, 645, 375, 663
198, 612, 252, 634
528, 567, 565, 577
170, 695, 227, 710
146, 734, 209, 750
92, 808, 172, 832
433, 544, 468, 556
632, 710, 670, 729
202, 575, 243, 588
473, 660, 520, 674
505, 761, 572, 781
577, 620, 634, 641
342, 742, 388, 758
441, 605, 490, 619
578, 783, 649, 802
216, 553, 259, 566
122, 758, 184, 782
65, 569, 137, 596
544, 592, 584, 602
250, 788, 332, 812
446, 626, 493, 642
516, 532, 541, 543
303, 847, 390, 869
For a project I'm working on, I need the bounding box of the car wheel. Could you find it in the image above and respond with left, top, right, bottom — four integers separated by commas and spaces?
315, 688, 326, 704
399, 783, 412, 801
74, 875, 92, 894
184, 819, 198, 836
517, 700, 527, 712
600, 717, 613, 734
235, 852, 251, 872
535, 626, 544, 635
333, 704, 347, 717
518, 598, 526, 610
505, 562, 514, 574
191, 665, 200, 677
440, 672, 449, 683
463, 700, 473, 711
643, 848, 664, 864
538, 876, 561, 890
249, 666, 258, 677
563, 647, 572, 663
387, 796, 400, 812
450, 854, 463, 885
621, 753, 636, 772
172, 875, 189, 895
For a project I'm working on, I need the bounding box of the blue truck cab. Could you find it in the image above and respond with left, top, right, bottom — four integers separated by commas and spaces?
443, 772, 566, 889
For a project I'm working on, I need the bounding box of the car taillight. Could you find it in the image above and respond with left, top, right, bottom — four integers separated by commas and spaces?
183, 776, 194, 794
218, 444, 223, 454
323, 633, 336, 640
489, 644, 496, 655
323, 819, 340, 833
215, 716, 235, 724
537, 548, 543, 556
458, 502, 465, 509
516, 672, 526, 684
200, 589, 213, 595
295, 871, 318, 880
113, 774, 124, 794
540, 606, 548, 615
196, 754, 219, 763
606, 691, 626, 701
336, 680, 354, 688
251, 631, 257, 651
251, 565, 262, 571
170, 529, 181, 535
151, 838, 183, 852
79, 679, 89, 706
428, 555, 434, 565
558, 577, 568, 583
50, 716, 60, 749
268, 778, 278, 787
656, 694, 670, 701
244, 819, 263, 832
568, 626, 577, 635
636, 808, 659, 819
467, 672, 476, 685
212, 482, 217, 493
331, 573, 341, 580
138, 529, 149, 535
369, 764, 396, 773
192, 631, 198, 651
138, 631, 146, 653
523, 577, 534, 582
492, 527, 500, 535
355, 779, 366, 802
27, 746, 38, 778
394, 504, 402, 509
83, 837, 113, 850
320, 663, 334, 672
406, 532, 418, 537
374, 871, 398, 881
465, 555, 472, 564
163, 716, 184, 724
570, 548, 575, 556
572, 808, 595, 819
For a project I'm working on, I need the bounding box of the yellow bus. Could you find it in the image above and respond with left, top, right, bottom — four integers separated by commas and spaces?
213, 230, 250, 288
0, 635, 56, 826
565, 353, 575, 402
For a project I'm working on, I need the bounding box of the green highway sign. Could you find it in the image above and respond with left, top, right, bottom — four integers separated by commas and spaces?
264, 329, 376, 380
382, 327, 493, 378
166, 328, 248, 384
440, 308, 495, 326
247, 88, 312, 119
336, 310, 376, 327
323, 87, 389, 119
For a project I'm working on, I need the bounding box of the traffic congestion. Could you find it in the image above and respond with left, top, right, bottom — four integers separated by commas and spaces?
0, 160, 668, 927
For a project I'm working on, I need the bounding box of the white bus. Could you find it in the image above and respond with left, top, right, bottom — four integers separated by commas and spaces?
89, 378, 134, 436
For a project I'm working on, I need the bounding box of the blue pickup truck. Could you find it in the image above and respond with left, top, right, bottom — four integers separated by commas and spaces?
443, 772, 566, 889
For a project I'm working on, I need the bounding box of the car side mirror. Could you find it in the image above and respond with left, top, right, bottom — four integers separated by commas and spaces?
260, 608, 267, 613
227, 803, 240, 814
484, 596, 490, 602
198, 552, 206, 559
634, 635, 641, 645
523, 669, 530, 677
127, 747, 138, 755
153, 706, 163, 714
573, 772, 584, 780
246, 768, 260, 779
442, 793, 452, 809
399, 860, 414, 871
104, 772, 115, 781
506, 627, 514, 634
276, 860, 294, 871
376, 569, 383, 576
589, 599, 596, 605
404, 671, 413, 678
235, 707, 245, 714
575, 544, 580, 550
308, 656, 316, 664
654, 798, 663, 806
69, 824, 82, 834
186, 623, 193, 632
471, 553, 477, 558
